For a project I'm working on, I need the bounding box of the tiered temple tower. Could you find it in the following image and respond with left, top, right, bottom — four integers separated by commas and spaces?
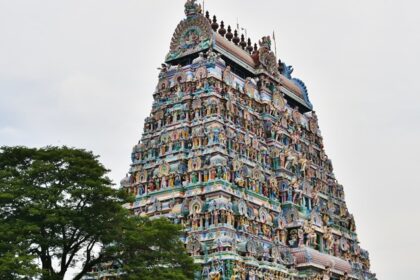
121, 1, 376, 279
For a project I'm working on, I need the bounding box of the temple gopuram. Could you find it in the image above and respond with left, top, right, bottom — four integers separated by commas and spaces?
120, 1, 376, 279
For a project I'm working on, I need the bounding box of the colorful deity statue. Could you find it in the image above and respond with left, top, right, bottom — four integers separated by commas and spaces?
298, 154, 308, 178
304, 220, 318, 248
323, 228, 335, 254
285, 147, 298, 171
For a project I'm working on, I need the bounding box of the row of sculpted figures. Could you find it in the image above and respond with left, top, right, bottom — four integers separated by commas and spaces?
123, 58, 372, 279
128, 192, 368, 279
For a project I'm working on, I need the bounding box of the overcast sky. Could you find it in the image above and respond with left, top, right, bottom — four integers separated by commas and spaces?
1, 0, 419, 279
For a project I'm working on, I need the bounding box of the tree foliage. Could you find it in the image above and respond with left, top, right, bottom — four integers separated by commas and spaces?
116, 217, 197, 280
0, 146, 195, 280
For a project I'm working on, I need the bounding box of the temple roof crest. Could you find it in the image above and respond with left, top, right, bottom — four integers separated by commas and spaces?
185, 0, 202, 17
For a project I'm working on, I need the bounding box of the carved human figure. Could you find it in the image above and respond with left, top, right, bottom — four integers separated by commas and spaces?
291, 130, 300, 144
161, 176, 167, 189
262, 224, 271, 238
288, 229, 298, 247
226, 211, 232, 225
238, 263, 247, 280
348, 214, 356, 231
209, 167, 217, 180
285, 148, 298, 171
216, 166, 223, 179
334, 238, 340, 256
305, 222, 318, 248
303, 221, 312, 244
191, 172, 198, 184
311, 188, 320, 207
213, 209, 219, 226
219, 131, 226, 145
205, 212, 210, 228
182, 174, 190, 186
323, 228, 334, 254
279, 148, 286, 168
298, 227, 304, 247
175, 175, 181, 186
288, 177, 302, 204
298, 154, 308, 178
220, 210, 226, 224
192, 213, 199, 230
322, 212, 330, 226
168, 174, 175, 188
293, 187, 303, 205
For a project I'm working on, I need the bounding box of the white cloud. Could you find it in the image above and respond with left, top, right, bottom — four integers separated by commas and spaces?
0, 126, 20, 138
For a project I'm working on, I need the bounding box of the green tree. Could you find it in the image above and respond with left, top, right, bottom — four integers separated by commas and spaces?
0, 146, 128, 280
0, 220, 39, 279
116, 217, 197, 280
0, 146, 195, 280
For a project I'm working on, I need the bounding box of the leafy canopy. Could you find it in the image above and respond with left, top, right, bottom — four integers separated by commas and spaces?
116, 217, 197, 280
0, 146, 195, 280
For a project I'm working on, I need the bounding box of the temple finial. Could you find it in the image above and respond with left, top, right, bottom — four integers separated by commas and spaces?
246, 38, 253, 53
226, 25, 233, 41
218, 21, 226, 37
211, 15, 219, 31
233, 30, 240, 45
240, 34, 247, 50
184, 0, 202, 17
